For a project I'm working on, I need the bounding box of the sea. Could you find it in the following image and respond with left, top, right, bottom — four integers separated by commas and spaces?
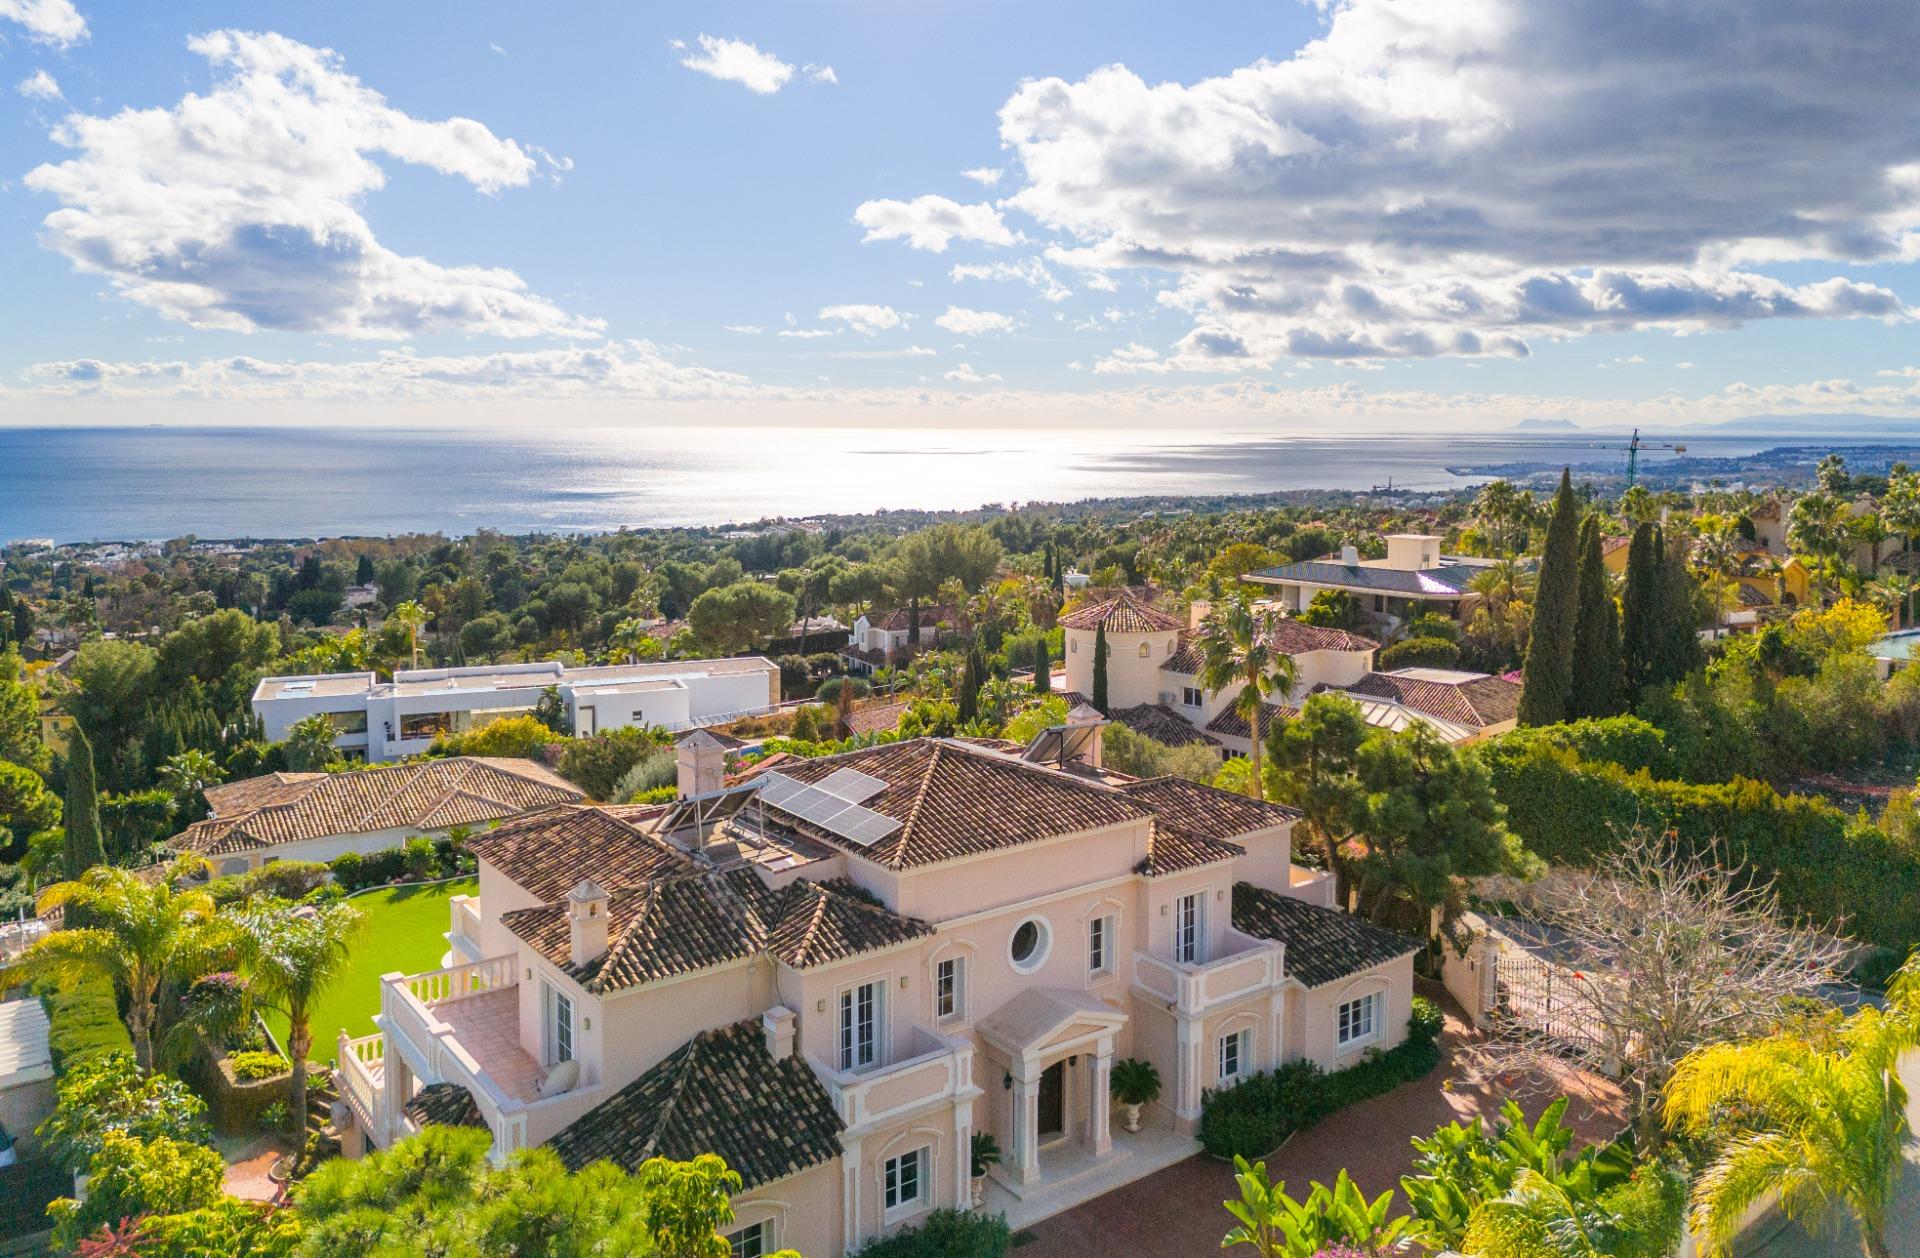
0, 424, 1866, 542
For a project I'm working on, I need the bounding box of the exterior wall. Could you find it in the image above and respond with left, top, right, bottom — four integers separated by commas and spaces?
0, 1075, 55, 1155
584, 960, 773, 1089
568, 684, 692, 738
223, 823, 419, 874
1199, 990, 1282, 1091
1283, 955, 1416, 1072
872, 822, 1147, 923
851, 1110, 963, 1242
1231, 822, 1297, 894
731, 1161, 843, 1258
1062, 626, 1182, 709
474, 859, 549, 960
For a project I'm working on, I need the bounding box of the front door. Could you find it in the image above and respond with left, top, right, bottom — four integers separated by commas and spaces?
1037, 1061, 1065, 1140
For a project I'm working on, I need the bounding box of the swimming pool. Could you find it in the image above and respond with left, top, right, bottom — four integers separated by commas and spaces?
1870, 629, 1920, 663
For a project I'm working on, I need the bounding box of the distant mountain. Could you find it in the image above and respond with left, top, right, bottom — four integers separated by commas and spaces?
1685, 413, 1920, 440
1505, 418, 1586, 432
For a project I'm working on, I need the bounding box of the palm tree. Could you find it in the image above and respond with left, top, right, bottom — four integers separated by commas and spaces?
158, 749, 224, 824
237, 900, 367, 1145
390, 600, 428, 669
608, 617, 653, 665
1664, 1005, 1915, 1258
1197, 596, 1297, 802
5, 859, 230, 1070
1868, 574, 1915, 632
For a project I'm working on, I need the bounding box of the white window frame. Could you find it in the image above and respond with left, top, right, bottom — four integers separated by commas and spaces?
1181, 686, 1203, 708
882, 1146, 929, 1219
1336, 991, 1381, 1049
726, 1221, 768, 1258
1217, 1028, 1250, 1085
1137, 641, 1151, 657
839, 978, 884, 1072
934, 955, 966, 1025
1009, 917, 1052, 975
1174, 891, 1205, 965
1087, 914, 1114, 978
542, 980, 574, 1066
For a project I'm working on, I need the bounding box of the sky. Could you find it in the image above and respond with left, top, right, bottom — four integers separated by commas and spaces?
2, 0, 1920, 432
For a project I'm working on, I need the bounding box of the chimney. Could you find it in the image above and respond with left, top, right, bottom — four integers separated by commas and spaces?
567, 879, 610, 967
1065, 702, 1106, 769
762, 1005, 797, 1061
675, 729, 727, 798
1187, 598, 1211, 632
1340, 544, 1360, 566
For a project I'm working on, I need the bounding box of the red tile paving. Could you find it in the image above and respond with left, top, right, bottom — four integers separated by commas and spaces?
1013, 986, 1627, 1258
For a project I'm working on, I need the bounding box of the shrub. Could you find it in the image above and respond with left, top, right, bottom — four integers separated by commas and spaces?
243, 860, 331, 902
36, 1053, 209, 1171
428, 714, 560, 760
1198, 1003, 1443, 1160
38, 975, 133, 1069
610, 748, 677, 802
1378, 636, 1462, 671
850, 1209, 1010, 1258
49, 1132, 225, 1252
402, 836, 437, 880
557, 727, 669, 800
225, 1051, 288, 1082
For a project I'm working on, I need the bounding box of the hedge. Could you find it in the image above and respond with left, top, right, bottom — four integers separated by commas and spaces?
850, 1210, 1010, 1258
1198, 998, 1444, 1160
38, 975, 133, 1070
1476, 736, 1920, 951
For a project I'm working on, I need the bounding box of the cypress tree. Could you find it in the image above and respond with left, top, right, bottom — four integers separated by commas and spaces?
1033, 636, 1051, 694
63, 725, 106, 877
1568, 515, 1621, 718
356, 553, 376, 585
1518, 469, 1580, 726
1091, 624, 1110, 714
1654, 528, 1706, 686
1620, 521, 1661, 695
956, 645, 984, 723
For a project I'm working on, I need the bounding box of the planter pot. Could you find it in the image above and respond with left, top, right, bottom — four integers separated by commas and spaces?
1122, 1102, 1143, 1133
971, 1175, 986, 1208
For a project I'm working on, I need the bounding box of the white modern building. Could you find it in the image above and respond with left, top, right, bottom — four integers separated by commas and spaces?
254, 658, 782, 761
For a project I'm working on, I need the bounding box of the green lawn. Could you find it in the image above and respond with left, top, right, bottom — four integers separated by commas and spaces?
264, 877, 477, 1065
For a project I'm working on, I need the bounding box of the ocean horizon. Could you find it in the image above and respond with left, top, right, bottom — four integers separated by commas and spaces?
0, 424, 1873, 542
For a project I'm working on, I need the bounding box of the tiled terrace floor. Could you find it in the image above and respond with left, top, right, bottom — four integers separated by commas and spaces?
432, 987, 543, 1102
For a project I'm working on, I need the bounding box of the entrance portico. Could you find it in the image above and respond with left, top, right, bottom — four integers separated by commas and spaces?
976, 988, 1127, 1188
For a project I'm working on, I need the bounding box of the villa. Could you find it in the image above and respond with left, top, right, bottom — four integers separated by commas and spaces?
167, 756, 583, 876
1058, 592, 1520, 751
1243, 534, 1500, 634
331, 718, 1419, 1253
840, 607, 950, 674
252, 657, 782, 762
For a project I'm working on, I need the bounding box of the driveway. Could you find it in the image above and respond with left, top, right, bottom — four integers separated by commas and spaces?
1014, 989, 1627, 1258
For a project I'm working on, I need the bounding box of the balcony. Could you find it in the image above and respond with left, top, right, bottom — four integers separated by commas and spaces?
809, 1026, 977, 1135
1131, 930, 1285, 1017
447, 895, 484, 964
358, 957, 605, 1162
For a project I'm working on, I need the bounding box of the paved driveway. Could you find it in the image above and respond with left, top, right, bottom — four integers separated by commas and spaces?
1014, 991, 1627, 1258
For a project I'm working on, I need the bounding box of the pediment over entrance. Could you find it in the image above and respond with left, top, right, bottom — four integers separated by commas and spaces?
977, 987, 1127, 1057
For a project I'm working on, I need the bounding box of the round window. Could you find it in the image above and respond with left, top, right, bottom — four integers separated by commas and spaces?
1009, 918, 1051, 973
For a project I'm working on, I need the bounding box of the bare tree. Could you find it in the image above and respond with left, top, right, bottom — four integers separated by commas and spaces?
1478, 827, 1853, 1147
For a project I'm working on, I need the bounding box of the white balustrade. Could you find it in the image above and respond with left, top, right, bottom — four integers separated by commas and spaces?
810, 1027, 977, 1134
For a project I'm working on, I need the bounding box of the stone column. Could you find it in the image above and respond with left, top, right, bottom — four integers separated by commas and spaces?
1175, 1018, 1205, 1120
1011, 1071, 1041, 1185
1088, 1049, 1113, 1155
841, 1145, 864, 1250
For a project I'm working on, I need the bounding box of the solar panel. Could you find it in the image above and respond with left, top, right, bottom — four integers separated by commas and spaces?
836, 809, 902, 847
755, 772, 807, 808
656, 781, 761, 840
816, 767, 889, 804
1022, 726, 1066, 763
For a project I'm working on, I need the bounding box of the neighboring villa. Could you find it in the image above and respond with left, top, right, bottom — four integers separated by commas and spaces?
168, 756, 583, 876
331, 719, 1418, 1253
1244, 534, 1501, 634
1058, 592, 1521, 751
253, 657, 782, 762
840, 607, 950, 675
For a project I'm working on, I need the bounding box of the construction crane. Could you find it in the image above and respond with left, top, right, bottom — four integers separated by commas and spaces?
1449, 428, 1686, 486
1621, 428, 1686, 487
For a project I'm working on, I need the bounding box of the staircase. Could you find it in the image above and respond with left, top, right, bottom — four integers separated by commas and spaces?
304, 1070, 342, 1165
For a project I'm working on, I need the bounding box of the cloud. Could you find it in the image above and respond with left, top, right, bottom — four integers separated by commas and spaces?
946, 0, 1920, 362
827, 345, 937, 359
949, 257, 1070, 302
935, 306, 1014, 335
679, 34, 793, 94
944, 362, 1001, 384
488, 41, 506, 56
819, 304, 904, 334
854, 196, 1016, 252
15, 68, 62, 101
724, 324, 764, 335
24, 30, 596, 341
0, 0, 85, 46
961, 167, 1003, 187
777, 328, 836, 339
804, 63, 838, 85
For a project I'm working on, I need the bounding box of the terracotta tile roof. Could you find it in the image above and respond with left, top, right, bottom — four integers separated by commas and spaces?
1601, 536, 1632, 556
1203, 700, 1297, 741
1057, 592, 1184, 634
1346, 670, 1521, 729
845, 700, 908, 736
1138, 824, 1243, 877
839, 644, 891, 666
547, 1018, 842, 1190
769, 739, 1154, 869
502, 869, 929, 994
470, 806, 691, 903
1248, 559, 1481, 597
1231, 883, 1421, 988
1260, 620, 1379, 654
870, 606, 951, 632
1109, 703, 1220, 749
170, 758, 582, 857
403, 1081, 486, 1130
1118, 775, 1300, 838
1162, 638, 1206, 674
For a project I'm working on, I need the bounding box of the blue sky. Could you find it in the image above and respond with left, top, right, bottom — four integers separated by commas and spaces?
3, 0, 1919, 430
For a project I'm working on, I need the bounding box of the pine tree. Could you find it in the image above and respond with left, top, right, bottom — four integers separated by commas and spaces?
1568, 515, 1621, 718
62, 725, 107, 878
1091, 624, 1110, 713
1518, 469, 1580, 726
1620, 521, 1661, 695
1033, 636, 1051, 694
